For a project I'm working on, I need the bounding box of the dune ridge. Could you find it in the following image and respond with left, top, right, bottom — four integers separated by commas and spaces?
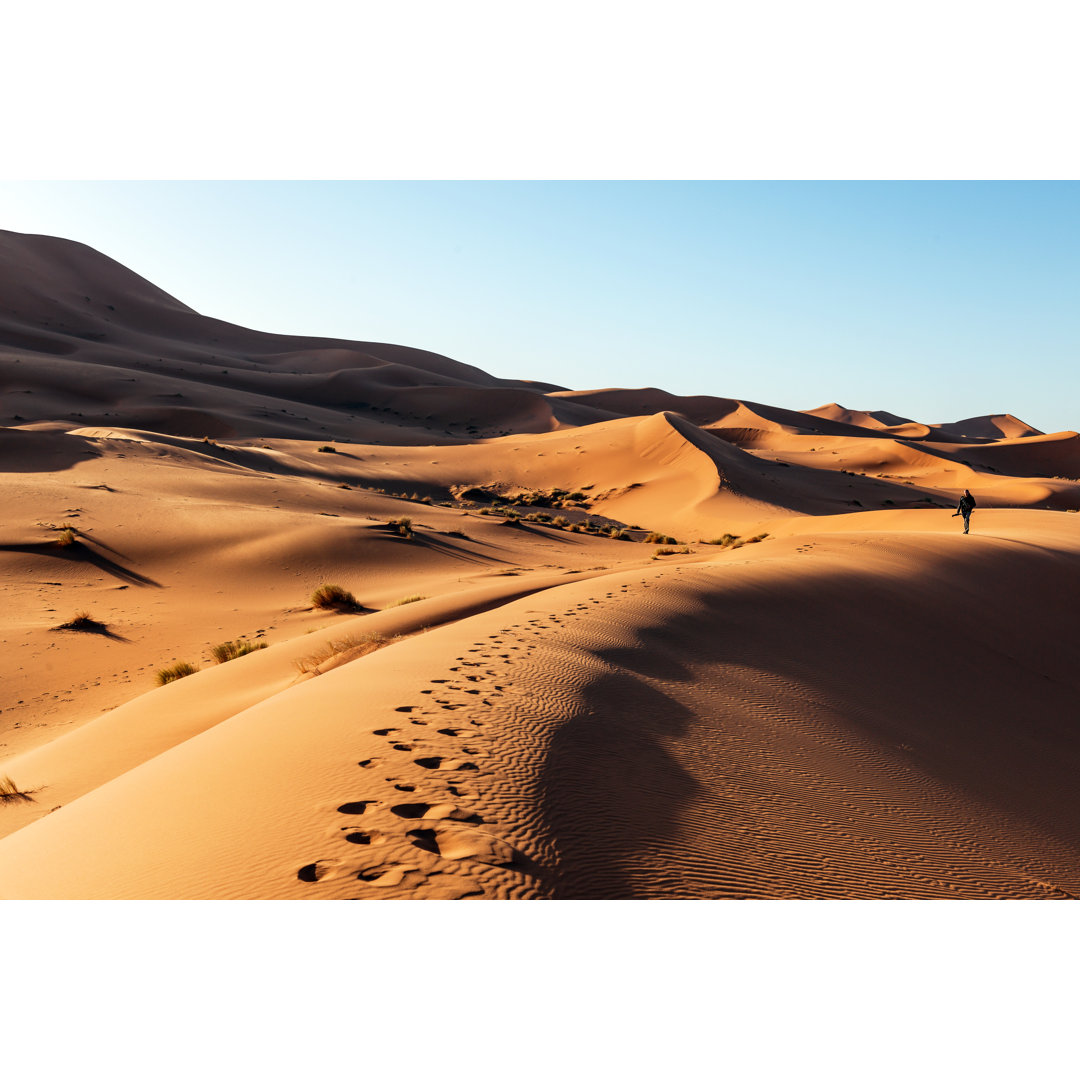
2, 228, 1079, 899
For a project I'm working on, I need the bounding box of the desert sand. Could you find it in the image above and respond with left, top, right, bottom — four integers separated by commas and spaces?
2, 228, 1080, 899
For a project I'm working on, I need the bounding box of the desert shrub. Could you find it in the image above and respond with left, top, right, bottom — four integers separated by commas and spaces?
445, 529, 470, 539
57, 611, 105, 632
55, 527, 78, 547
295, 632, 395, 675
311, 584, 359, 611
390, 594, 426, 607
746, 533, 769, 544
156, 661, 199, 686
317, 445, 336, 453
211, 639, 267, 664
644, 532, 665, 544
704, 534, 741, 547
654, 547, 675, 557
552, 516, 570, 528
612, 529, 630, 540
391, 517, 413, 537
0, 775, 32, 803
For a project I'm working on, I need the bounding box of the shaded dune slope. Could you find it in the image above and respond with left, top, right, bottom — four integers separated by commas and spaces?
4, 229, 1080, 900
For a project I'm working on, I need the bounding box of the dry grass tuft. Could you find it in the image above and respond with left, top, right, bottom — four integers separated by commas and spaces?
317, 445, 337, 453
644, 532, 678, 544
295, 632, 398, 676
55, 527, 78, 547
390, 594, 426, 607
311, 584, 360, 611
156, 661, 199, 686
704, 533, 741, 547
211, 639, 268, 664
57, 610, 106, 632
0, 775, 33, 803
390, 516, 413, 537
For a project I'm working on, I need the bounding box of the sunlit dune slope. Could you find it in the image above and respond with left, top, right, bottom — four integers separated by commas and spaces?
2, 511, 1079, 899
3, 229, 1080, 900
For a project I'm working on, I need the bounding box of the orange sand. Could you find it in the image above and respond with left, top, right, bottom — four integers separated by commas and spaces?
2, 228, 1079, 899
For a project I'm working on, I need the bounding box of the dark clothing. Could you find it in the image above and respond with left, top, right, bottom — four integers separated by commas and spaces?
957, 492, 976, 533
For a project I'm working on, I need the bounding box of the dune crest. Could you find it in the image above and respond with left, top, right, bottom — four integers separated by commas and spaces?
2, 229, 1079, 899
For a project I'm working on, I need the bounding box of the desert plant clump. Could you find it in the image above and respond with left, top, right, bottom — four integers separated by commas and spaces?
210, 639, 268, 664
704, 534, 741, 547
552, 516, 570, 528
389, 594, 426, 607
0, 775, 32, 804
56, 611, 106, 633
445, 529, 470, 539
311, 584, 360, 611
295, 632, 398, 676
746, 533, 770, 544
390, 517, 413, 537
156, 661, 199, 686
55, 527, 78, 547
317, 445, 337, 453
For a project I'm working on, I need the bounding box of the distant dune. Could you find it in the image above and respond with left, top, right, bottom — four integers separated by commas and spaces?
2, 228, 1079, 899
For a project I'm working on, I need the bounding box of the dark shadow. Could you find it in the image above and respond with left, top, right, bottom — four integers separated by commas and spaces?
538, 672, 703, 899
50, 617, 132, 643
0, 539, 164, 588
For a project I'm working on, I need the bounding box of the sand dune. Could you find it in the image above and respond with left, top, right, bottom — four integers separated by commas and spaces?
3, 228, 1080, 899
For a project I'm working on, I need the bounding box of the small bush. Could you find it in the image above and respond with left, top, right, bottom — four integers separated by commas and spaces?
552, 516, 570, 528
0, 775, 33, 803
390, 517, 413, 537
390, 594, 426, 607
644, 532, 665, 544
57, 611, 106, 632
317, 445, 336, 453
746, 533, 769, 544
295, 632, 396, 676
211, 639, 268, 664
55, 527, 78, 547
311, 584, 359, 611
156, 661, 199, 686
704, 534, 741, 547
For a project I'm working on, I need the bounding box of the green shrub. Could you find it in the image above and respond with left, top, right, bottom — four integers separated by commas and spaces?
156, 661, 199, 686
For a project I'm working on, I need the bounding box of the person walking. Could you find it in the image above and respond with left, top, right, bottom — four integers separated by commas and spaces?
954, 489, 976, 534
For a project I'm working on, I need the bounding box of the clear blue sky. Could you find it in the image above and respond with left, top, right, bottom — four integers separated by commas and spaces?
2, 181, 1077, 432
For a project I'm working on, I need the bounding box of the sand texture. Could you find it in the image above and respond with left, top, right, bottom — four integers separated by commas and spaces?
2, 228, 1080, 899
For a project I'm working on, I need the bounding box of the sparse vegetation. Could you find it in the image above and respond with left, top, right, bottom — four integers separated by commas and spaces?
552, 516, 570, 527
156, 660, 199, 686
56, 610, 106, 633
55, 527, 78, 547
295, 632, 398, 676
311, 584, 360, 612
390, 516, 413, 537
210, 639, 268, 664
644, 532, 679, 544
704, 534, 741, 547
389, 594, 426, 607
317, 445, 337, 453
0, 775, 33, 803
445, 529, 470, 539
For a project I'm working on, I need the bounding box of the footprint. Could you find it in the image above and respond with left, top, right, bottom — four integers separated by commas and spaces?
394, 706, 416, 713
373, 727, 397, 736
406, 828, 440, 854
391, 743, 414, 751
394, 783, 416, 792
337, 800, 376, 815
390, 802, 483, 823
297, 859, 344, 882
343, 830, 387, 846
356, 864, 418, 886
437, 728, 461, 737
357, 759, 376, 769
415, 757, 443, 769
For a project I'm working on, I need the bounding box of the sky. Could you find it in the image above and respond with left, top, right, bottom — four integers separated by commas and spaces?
1, 180, 1077, 431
